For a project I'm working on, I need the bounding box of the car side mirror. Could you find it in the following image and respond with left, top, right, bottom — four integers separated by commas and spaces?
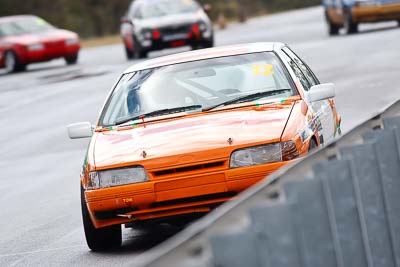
203, 4, 212, 13
306, 83, 335, 103
67, 122, 93, 139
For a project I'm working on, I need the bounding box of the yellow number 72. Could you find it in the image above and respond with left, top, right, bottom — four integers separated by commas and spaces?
251, 64, 274, 76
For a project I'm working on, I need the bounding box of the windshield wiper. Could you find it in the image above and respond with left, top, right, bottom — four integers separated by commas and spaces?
203, 89, 292, 111
115, 105, 202, 126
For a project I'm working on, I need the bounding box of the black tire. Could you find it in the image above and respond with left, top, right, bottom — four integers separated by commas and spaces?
5, 51, 26, 73
325, 11, 340, 36
131, 36, 148, 59
202, 36, 214, 48
193, 36, 214, 50
65, 54, 78, 65
125, 45, 134, 60
328, 21, 340, 36
81, 185, 122, 251
343, 9, 358, 34
308, 138, 318, 152
133, 48, 148, 59
192, 45, 203, 51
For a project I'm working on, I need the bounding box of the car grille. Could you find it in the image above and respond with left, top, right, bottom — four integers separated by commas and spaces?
152, 161, 226, 177
160, 24, 192, 35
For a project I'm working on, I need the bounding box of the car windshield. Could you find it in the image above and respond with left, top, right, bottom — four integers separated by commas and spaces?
0, 16, 54, 37
100, 52, 296, 126
139, 0, 200, 19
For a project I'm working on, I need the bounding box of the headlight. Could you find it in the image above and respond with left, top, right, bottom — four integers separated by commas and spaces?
281, 141, 299, 161
87, 166, 149, 189
144, 31, 152, 39
65, 38, 79, 46
230, 143, 282, 168
229, 141, 299, 168
27, 43, 44, 51
139, 30, 152, 40
199, 22, 208, 32
198, 21, 211, 38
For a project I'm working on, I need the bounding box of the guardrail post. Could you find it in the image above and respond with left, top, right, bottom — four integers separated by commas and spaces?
362, 127, 400, 267
210, 231, 260, 267
284, 178, 337, 267
313, 160, 368, 267
340, 143, 396, 267
249, 204, 302, 267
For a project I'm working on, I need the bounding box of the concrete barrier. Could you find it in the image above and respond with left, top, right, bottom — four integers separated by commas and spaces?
136, 100, 400, 267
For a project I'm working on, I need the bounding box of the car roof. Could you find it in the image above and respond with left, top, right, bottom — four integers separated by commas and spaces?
0, 15, 37, 23
123, 42, 286, 74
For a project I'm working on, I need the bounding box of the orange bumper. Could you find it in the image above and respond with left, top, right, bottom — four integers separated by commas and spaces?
352, 3, 400, 22
84, 161, 290, 228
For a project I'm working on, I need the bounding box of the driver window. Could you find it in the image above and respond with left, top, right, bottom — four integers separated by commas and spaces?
282, 47, 319, 87
280, 50, 312, 91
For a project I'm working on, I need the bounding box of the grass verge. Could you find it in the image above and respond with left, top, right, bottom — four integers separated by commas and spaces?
80, 35, 122, 48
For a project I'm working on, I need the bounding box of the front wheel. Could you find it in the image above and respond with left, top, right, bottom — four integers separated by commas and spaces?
5, 51, 26, 73
134, 49, 148, 59
125, 45, 134, 60
193, 37, 214, 50
343, 10, 358, 34
81, 186, 122, 251
131, 36, 148, 59
308, 138, 318, 152
65, 54, 78, 65
328, 21, 340, 36
325, 11, 339, 36
202, 36, 214, 48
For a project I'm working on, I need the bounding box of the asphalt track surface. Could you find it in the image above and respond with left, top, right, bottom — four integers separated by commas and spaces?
0, 6, 399, 267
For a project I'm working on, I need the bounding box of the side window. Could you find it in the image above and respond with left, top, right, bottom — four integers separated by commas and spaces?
283, 47, 320, 87
280, 50, 312, 91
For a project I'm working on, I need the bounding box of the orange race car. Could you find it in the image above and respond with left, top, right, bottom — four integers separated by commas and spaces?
67, 42, 341, 251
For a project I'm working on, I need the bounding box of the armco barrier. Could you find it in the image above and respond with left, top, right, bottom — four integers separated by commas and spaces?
136, 100, 400, 267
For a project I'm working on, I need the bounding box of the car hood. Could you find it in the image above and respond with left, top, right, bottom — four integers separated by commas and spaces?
138, 12, 204, 29
2, 29, 77, 46
93, 105, 294, 170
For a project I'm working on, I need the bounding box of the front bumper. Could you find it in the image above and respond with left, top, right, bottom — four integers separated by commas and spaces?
352, 3, 400, 22
84, 161, 290, 228
139, 33, 212, 52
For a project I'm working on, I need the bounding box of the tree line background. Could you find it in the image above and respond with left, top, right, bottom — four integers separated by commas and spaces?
0, 0, 320, 38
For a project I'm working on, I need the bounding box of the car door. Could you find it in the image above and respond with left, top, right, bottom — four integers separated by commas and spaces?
281, 47, 336, 145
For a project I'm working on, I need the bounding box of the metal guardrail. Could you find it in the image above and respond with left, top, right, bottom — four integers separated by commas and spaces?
136, 100, 400, 267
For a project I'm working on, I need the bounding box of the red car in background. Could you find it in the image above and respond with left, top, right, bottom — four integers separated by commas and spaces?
0, 15, 80, 73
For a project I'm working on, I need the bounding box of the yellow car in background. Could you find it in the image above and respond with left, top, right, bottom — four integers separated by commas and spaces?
323, 0, 400, 35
